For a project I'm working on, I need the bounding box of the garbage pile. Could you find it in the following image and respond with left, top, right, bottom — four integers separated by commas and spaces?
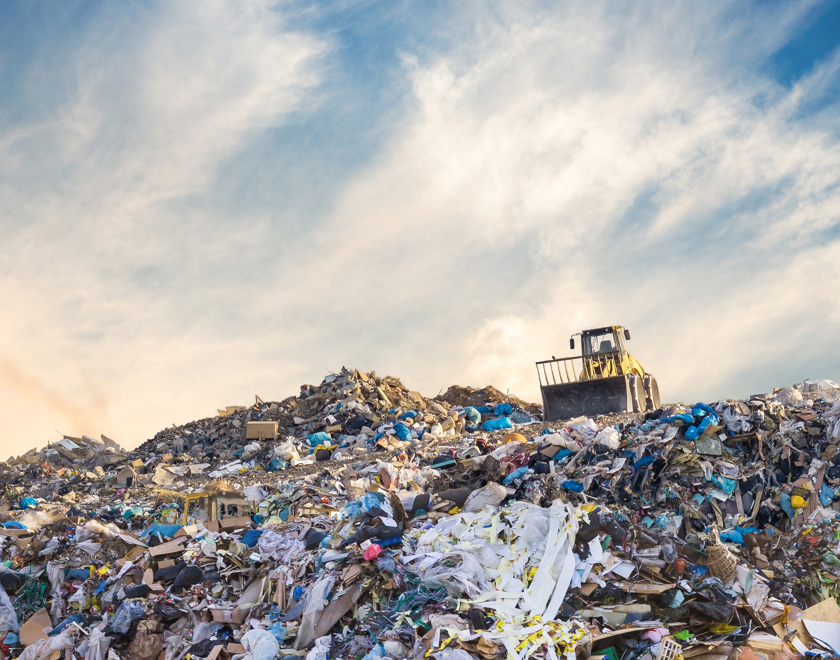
0, 373, 840, 660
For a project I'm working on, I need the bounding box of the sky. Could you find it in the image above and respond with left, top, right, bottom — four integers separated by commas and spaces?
1, 0, 840, 455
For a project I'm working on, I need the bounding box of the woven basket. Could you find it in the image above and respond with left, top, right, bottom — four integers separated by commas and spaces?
706, 526, 736, 581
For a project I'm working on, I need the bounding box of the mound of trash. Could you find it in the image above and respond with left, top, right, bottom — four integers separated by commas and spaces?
0, 372, 839, 660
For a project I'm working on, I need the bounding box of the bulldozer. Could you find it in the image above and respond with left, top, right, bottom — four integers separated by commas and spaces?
536, 325, 660, 422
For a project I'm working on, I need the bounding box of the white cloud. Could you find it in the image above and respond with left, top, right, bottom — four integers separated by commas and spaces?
293, 2, 840, 405
0, 0, 328, 453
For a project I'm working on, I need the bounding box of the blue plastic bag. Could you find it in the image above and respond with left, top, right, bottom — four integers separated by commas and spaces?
140, 523, 184, 539
708, 474, 736, 494
308, 432, 331, 447
464, 407, 481, 424
719, 528, 744, 545
268, 622, 286, 644
821, 482, 834, 507
494, 403, 513, 416
482, 417, 512, 432
503, 467, 529, 484
341, 492, 386, 518
393, 423, 411, 441
552, 448, 573, 461
20, 497, 38, 510
562, 480, 584, 493
660, 413, 693, 424
685, 415, 719, 441
685, 404, 720, 441
242, 529, 264, 548
2, 522, 26, 530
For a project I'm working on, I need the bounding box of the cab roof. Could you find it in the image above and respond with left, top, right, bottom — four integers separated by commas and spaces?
581, 325, 623, 336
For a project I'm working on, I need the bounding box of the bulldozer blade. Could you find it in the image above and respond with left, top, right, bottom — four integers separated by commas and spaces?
540, 375, 635, 422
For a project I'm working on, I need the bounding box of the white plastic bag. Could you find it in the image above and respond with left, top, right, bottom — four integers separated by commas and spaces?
595, 426, 620, 450
241, 628, 281, 660
0, 583, 19, 633
17, 628, 75, 660
306, 635, 332, 660
79, 627, 112, 660
463, 483, 506, 512
274, 440, 300, 462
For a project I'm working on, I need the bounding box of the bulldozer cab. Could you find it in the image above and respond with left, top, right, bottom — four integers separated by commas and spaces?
580, 327, 625, 357
537, 325, 659, 422
575, 326, 640, 381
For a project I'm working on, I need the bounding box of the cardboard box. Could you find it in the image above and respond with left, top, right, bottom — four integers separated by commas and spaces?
206, 643, 247, 660
245, 421, 278, 440
211, 606, 244, 625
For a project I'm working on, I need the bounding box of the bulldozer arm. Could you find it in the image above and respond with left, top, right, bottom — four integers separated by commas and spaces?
540, 375, 641, 422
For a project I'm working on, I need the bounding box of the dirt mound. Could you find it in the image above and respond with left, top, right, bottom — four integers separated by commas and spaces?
438, 384, 541, 416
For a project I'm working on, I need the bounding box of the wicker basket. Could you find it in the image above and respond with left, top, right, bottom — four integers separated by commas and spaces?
706, 526, 736, 581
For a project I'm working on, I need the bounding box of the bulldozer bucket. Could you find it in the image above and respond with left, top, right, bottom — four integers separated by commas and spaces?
540, 375, 637, 422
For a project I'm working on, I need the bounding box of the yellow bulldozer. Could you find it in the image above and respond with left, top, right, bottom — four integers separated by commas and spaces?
536, 325, 660, 422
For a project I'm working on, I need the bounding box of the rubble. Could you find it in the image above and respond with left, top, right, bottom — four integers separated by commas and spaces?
0, 371, 840, 660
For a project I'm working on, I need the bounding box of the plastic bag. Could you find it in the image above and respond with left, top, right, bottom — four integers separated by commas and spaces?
308, 432, 331, 447
502, 467, 529, 485
79, 627, 112, 660
268, 622, 286, 644
46, 562, 66, 623
482, 417, 512, 432
463, 407, 481, 424
393, 423, 412, 441
241, 628, 281, 660
594, 426, 620, 449
306, 635, 331, 660
433, 649, 474, 660
0, 583, 19, 633
275, 439, 301, 462
17, 628, 75, 660
360, 646, 385, 660
775, 387, 803, 406
192, 622, 221, 643
341, 492, 386, 519
410, 551, 491, 598
463, 483, 507, 511
363, 544, 382, 560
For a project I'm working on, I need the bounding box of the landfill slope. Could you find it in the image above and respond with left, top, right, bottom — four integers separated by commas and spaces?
1, 371, 840, 660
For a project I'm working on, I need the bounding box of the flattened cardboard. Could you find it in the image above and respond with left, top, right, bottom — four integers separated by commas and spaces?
312, 584, 364, 638
149, 539, 187, 557
219, 516, 251, 532
20, 609, 52, 646
617, 582, 676, 594
773, 597, 840, 647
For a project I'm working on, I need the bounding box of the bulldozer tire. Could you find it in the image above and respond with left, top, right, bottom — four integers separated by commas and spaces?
629, 374, 645, 413
644, 375, 661, 411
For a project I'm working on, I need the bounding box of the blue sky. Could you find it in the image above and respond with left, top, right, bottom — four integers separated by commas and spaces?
1, 0, 840, 452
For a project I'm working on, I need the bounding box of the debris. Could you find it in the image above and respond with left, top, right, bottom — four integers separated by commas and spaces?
0, 370, 840, 659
